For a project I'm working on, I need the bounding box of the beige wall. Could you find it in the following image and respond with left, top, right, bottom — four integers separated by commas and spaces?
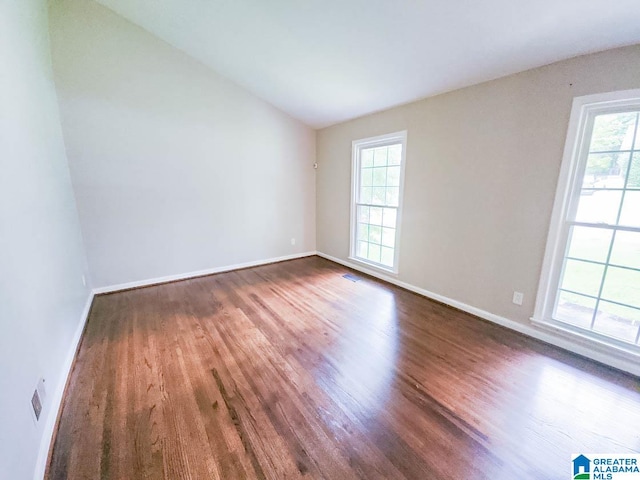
49, 0, 316, 288
317, 44, 640, 326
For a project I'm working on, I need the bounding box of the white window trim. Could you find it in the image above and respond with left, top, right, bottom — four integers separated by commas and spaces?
349, 131, 407, 275
532, 89, 640, 357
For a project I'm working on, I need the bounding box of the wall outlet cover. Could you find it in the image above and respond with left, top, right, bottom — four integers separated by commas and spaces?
512, 291, 524, 306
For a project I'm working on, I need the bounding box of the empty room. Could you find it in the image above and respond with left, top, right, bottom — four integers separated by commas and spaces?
3, 0, 640, 478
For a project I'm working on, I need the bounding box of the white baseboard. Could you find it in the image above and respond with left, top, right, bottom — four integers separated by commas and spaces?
93, 251, 318, 294
317, 252, 640, 377
33, 290, 95, 480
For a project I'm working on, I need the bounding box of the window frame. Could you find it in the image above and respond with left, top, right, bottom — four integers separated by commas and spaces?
349, 131, 407, 274
533, 89, 640, 355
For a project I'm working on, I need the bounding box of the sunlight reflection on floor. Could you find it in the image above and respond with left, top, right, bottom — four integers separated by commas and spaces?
330, 288, 400, 415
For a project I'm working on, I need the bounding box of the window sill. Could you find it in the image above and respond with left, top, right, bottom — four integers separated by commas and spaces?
530, 316, 640, 362
348, 256, 398, 277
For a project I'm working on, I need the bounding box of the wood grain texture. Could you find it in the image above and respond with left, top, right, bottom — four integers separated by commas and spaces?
47, 256, 640, 479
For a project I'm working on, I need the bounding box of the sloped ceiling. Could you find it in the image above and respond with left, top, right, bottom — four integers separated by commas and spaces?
94, 0, 640, 128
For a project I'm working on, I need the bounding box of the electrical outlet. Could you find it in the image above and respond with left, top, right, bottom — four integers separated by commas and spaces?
512, 291, 524, 306
291, 238, 296, 246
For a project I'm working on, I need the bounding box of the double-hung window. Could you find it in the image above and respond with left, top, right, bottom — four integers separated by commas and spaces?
350, 131, 407, 273
534, 90, 640, 353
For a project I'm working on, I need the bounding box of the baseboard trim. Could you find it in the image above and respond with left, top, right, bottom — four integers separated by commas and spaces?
33, 290, 95, 480
93, 251, 318, 294
316, 252, 640, 377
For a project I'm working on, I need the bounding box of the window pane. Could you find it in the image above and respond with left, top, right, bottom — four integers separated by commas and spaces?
560, 259, 604, 297
368, 225, 382, 244
362, 149, 374, 168
566, 226, 613, 263
610, 231, 640, 269
370, 207, 383, 225
382, 227, 395, 248
386, 166, 401, 187
388, 145, 401, 165
627, 153, 640, 188
358, 223, 369, 241
589, 112, 637, 152
367, 243, 381, 263
373, 147, 387, 167
575, 190, 622, 225
619, 191, 640, 228
593, 302, 640, 344
385, 187, 399, 206
554, 291, 596, 329
357, 205, 370, 223
357, 241, 368, 258
360, 186, 372, 204
601, 266, 640, 309
583, 153, 628, 190
372, 167, 387, 186
372, 187, 386, 205
382, 208, 397, 228
381, 247, 394, 267
361, 168, 373, 187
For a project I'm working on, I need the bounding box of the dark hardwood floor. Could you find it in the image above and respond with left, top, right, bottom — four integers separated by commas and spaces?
47, 256, 640, 479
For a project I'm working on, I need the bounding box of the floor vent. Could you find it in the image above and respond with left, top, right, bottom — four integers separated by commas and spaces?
342, 274, 361, 282
31, 389, 42, 421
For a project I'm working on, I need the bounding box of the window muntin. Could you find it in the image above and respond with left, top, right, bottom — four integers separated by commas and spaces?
350, 132, 406, 273
536, 91, 640, 353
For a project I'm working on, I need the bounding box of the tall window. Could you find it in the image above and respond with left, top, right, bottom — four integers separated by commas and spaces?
350, 131, 407, 273
535, 90, 640, 352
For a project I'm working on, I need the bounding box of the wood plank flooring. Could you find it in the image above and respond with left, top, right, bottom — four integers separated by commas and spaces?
47, 256, 640, 479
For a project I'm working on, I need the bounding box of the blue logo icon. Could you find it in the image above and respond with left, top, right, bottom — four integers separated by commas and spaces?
573, 454, 591, 479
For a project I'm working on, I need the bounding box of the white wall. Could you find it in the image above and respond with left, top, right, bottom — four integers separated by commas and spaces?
0, 0, 92, 478
49, 0, 317, 289
317, 45, 640, 349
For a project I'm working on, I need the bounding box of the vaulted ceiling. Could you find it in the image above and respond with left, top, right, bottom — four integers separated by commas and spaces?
95, 0, 640, 128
